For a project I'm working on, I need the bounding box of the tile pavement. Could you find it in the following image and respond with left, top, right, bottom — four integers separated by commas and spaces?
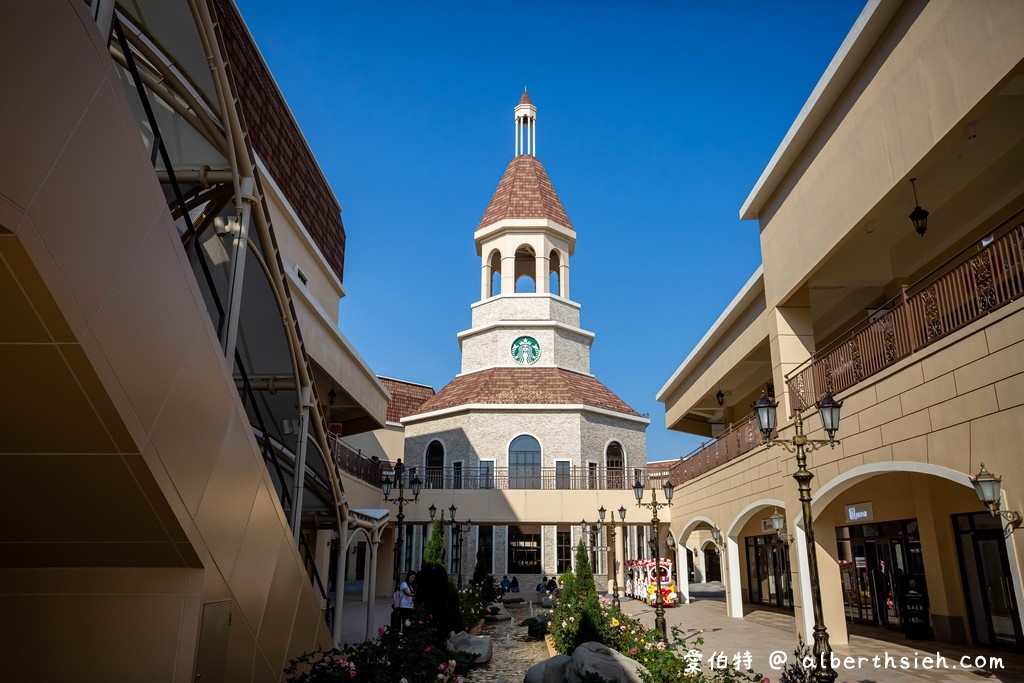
619, 583, 1024, 683
334, 581, 1024, 681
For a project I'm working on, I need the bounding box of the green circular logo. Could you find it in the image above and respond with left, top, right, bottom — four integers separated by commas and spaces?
511, 336, 541, 365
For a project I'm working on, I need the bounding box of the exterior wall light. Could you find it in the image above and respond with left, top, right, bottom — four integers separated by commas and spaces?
716, 389, 725, 407
971, 463, 1022, 532
909, 177, 929, 237
769, 508, 793, 543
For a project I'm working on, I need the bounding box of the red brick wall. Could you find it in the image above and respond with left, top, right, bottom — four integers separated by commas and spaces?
213, 0, 346, 281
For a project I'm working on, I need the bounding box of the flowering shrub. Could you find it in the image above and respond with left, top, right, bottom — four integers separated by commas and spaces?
544, 540, 763, 682
456, 580, 489, 628
285, 619, 464, 683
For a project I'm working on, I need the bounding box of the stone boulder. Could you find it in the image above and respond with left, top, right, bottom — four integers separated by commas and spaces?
483, 602, 511, 621
446, 631, 492, 664
540, 595, 554, 608
566, 642, 648, 683
524, 654, 571, 683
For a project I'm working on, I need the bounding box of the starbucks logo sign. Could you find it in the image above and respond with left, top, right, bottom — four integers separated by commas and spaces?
510, 336, 541, 365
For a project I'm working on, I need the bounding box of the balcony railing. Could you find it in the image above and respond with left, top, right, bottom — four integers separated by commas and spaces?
329, 433, 384, 487
787, 220, 1024, 410
665, 411, 768, 486
396, 465, 645, 491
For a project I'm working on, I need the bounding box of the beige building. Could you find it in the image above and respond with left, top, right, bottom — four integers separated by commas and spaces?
658, 0, 1024, 652
1, 1, 395, 681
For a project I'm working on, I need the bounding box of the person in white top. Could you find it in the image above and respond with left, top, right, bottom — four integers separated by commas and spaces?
399, 571, 416, 623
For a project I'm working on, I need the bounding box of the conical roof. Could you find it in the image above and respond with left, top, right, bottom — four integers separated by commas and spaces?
477, 155, 574, 231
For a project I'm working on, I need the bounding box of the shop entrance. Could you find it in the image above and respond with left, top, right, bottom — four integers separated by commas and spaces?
836, 519, 930, 638
745, 534, 792, 609
954, 512, 1024, 650
703, 546, 721, 582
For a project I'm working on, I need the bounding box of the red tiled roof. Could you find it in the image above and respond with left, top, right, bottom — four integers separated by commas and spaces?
519, 91, 533, 105
215, 0, 346, 281
409, 367, 640, 417
379, 378, 435, 422
477, 156, 574, 231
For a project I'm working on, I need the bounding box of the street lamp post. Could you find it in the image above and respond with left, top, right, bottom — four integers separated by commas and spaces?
430, 504, 470, 585
633, 478, 674, 642
598, 505, 627, 608
580, 520, 596, 572
381, 459, 423, 594
753, 390, 842, 683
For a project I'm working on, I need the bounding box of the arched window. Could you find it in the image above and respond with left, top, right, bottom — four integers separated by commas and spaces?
509, 434, 541, 489
426, 440, 444, 489
549, 250, 561, 296
514, 246, 536, 293
606, 441, 625, 489
489, 250, 501, 297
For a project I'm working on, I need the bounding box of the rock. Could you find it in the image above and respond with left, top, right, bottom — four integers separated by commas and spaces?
483, 602, 511, 621
524, 655, 571, 683
566, 641, 648, 683
446, 630, 493, 664
540, 595, 553, 608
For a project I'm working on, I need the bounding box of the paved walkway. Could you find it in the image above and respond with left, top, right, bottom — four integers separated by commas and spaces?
334, 582, 1023, 681
619, 583, 1024, 682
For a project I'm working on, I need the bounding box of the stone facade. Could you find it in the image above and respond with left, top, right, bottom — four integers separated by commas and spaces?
405, 409, 644, 475
471, 294, 581, 327
460, 324, 592, 374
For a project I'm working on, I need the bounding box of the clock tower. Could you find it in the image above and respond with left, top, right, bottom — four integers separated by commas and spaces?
400, 93, 647, 587
459, 90, 594, 376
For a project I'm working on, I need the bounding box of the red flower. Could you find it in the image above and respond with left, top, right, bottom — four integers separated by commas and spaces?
424, 646, 431, 653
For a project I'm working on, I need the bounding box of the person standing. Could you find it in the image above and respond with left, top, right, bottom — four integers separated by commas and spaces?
399, 571, 416, 625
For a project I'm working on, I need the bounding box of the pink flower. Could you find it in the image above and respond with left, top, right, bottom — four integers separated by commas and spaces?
349, 671, 356, 679
378, 626, 386, 635
425, 646, 431, 653
439, 663, 447, 671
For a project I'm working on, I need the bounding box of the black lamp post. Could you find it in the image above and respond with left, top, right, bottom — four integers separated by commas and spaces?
430, 504, 471, 584
753, 390, 842, 682
580, 520, 596, 573
452, 519, 473, 586
598, 505, 627, 608
633, 478, 674, 642
381, 459, 422, 594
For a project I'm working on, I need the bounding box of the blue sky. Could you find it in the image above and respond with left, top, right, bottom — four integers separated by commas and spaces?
237, 1, 866, 461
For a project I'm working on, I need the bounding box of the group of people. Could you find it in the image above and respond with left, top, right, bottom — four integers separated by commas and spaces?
498, 575, 557, 594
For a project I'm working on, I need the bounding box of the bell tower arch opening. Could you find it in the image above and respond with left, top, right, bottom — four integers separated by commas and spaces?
549, 249, 561, 297
487, 249, 502, 298
514, 245, 536, 293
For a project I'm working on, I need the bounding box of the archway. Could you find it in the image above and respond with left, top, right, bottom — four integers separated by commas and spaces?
791, 462, 1019, 648
725, 498, 787, 619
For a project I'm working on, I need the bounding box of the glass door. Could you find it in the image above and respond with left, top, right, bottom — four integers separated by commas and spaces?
954, 512, 1024, 649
